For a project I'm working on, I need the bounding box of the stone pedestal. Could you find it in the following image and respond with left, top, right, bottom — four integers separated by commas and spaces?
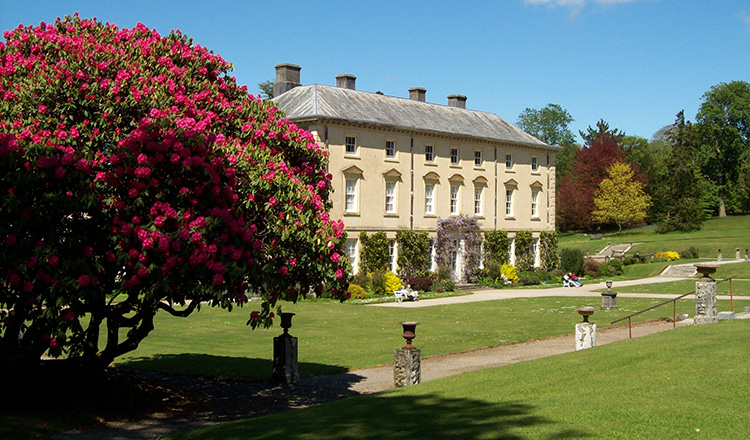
575, 323, 596, 351
601, 291, 618, 309
695, 278, 718, 325
394, 347, 421, 387
272, 333, 299, 384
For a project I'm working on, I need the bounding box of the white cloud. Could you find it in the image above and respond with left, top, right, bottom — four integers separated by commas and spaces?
524, 0, 641, 19
740, 11, 750, 29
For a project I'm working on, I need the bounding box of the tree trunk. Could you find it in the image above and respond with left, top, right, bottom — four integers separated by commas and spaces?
719, 193, 727, 217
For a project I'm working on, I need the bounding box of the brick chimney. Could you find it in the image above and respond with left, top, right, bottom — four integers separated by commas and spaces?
447, 94, 467, 109
336, 74, 356, 90
409, 87, 426, 102
273, 63, 301, 97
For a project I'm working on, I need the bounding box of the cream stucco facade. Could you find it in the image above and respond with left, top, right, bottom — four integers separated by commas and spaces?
272, 64, 558, 278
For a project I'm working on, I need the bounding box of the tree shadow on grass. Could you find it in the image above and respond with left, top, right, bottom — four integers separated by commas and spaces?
119, 353, 348, 380
196, 393, 593, 440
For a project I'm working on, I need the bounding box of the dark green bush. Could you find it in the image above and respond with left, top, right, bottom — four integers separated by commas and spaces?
431, 279, 455, 292
519, 272, 541, 286
369, 270, 387, 296
680, 246, 700, 259
599, 264, 616, 278
353, 272, 370, 290
607, 259, 623, 274
560, 248, 585, 275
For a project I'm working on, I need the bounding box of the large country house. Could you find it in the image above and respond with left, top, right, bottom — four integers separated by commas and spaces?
272, 63, 558, 278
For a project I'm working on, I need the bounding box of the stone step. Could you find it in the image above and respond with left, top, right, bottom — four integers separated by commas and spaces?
659, 264, 697, 278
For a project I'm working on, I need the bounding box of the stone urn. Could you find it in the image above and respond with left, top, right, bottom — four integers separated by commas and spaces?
400, 321, 419, 349
279, 312, 295, 335
575, 307, 596, 323
694, 263, 718, 280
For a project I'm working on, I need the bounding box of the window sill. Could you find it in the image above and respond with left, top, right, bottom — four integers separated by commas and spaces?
424, 214, 437, 218
384, 213, 399, 217
344, 155, 361, 160
531, 217, 541, 221
505, 169, 515, 173
505, 216, 516, 220
531, 171, 541, 175
474, 215, 485, 219
343, 212, 360, 217
474, 167, 485, 171
385, 158, 399, 163
424, 162, 438, 167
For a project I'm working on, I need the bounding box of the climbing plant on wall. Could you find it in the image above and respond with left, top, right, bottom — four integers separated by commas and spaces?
359, 231, 389, 274
539, 230, 559, 271
435, 216, 482, 282
514, 230, 535, 272
395, 230, 430, 277
484, 230, 511, 265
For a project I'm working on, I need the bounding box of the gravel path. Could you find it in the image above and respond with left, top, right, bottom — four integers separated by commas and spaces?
46, 270, 748, 439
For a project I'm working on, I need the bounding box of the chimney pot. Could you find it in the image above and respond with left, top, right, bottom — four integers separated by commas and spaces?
336, 74, 357, 90
273, 63, 301, 97
409, 87, 427, 102
447, 94, 467, 109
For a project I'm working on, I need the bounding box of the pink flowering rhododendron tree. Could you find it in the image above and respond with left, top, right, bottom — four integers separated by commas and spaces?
0, 15, 349, 369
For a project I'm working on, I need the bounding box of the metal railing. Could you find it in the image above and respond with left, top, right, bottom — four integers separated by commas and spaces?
610, 274, 738, 338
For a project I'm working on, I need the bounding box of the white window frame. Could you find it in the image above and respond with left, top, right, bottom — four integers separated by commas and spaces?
450, 184, 460, 215
388, 239, 397, 273
345, 136, 357, 155
505, 154, 513, 170
385, 140, 396, 159
474, 186, 483, 216
425, 145, 434, 162
450, 148, 459, 165
385, 181, 396, 213
531, 190, 539, 218
531, 156, 539, 172
345, 178, 358, 213
345, 239, 358, 273
474, 150, 482, 167
425, 183, 435, 215
505, 188, 513, 217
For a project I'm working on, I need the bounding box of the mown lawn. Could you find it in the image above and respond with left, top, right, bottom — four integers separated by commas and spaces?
559, 214, 750, 258
115, 296, 750, 380
174, 320, 750, 440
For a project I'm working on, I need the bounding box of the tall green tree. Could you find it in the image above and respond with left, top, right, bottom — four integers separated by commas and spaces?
516, 104, 580, 180
592, 162, 651, 232
580, 119, 623, 147
695, 81, 750, 216
652, 111, 706, 232
258, 80, 274, 100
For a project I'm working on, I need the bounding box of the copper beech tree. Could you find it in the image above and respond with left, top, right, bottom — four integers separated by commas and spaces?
0, 16, 349, 369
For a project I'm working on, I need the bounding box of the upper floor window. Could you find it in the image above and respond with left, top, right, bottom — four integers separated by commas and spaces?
474, 150, 483, 167
386, 140, 396, 158
450, 148, 459, 165
345, 178, 358, 213
345, 136, 357, 155
425, 183, 435, 215
450, 185, 460, 215
425, 145, 434, 162
531, 190, 539, 218
388, 239, 397, 273
385, 181, 396, 213
531, 156, 539, 172
474, 186, 483, 216
505, 189, 514, 217
505, 154, 513, 169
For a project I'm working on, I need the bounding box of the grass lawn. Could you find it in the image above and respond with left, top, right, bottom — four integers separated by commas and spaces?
115, 296, 750, 380
174, 320, 750, 440
558, 214, 750, 257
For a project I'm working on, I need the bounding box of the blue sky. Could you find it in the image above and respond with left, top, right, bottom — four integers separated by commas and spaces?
2, 0, 748, 142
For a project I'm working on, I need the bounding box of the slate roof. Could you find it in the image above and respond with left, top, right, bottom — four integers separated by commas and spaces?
273, 85, 556, 150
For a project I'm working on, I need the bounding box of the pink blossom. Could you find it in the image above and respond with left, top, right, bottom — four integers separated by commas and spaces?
250, 310, 259, 320
212, 273, 224, 285
268, 197, 277, 207
63, 311, 75, 322
136, 266, 149, 278
77, 274, 91, 287
331, 252, 340, 263
335, 269, 343, 279
49, 338, 60, 349
48, 255, 60, 267
279, 265, 288, 276
5, 234, 16, 246
9, 273, 21, 286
